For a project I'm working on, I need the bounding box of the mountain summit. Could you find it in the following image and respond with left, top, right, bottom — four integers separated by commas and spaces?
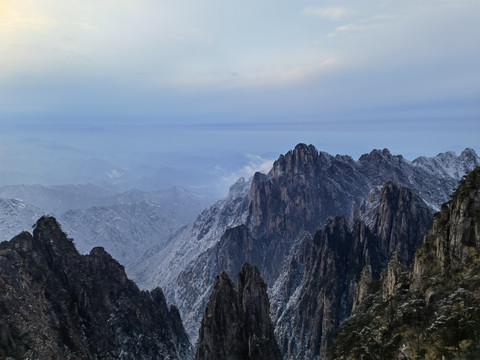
195, 263, 281, 360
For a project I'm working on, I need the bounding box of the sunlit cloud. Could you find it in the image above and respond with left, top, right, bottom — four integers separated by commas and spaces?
327, 15, 393, 37
302, 6, 355, 20
0, 2, 56, 28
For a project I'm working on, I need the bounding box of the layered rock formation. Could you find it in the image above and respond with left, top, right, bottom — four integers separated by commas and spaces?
195, 263, 281, 360
0, 216, 192, 359
330, 167, 480, 359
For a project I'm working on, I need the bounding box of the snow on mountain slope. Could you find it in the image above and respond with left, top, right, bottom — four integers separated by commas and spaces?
0, 184, 213, 275
59, 201, 187, 273
131, 177, 250, 293
412, 148, 480, 181
0, 198, 46, 242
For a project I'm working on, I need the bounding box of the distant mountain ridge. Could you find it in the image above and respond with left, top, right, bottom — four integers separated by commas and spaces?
131, 144, 480, 346
0, 185, 213, 272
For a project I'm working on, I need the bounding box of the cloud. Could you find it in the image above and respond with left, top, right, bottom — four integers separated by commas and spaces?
302, 6, 354, 20
327, 15, 393, 37
0, 3, 56, 28
219, 154, 274, 191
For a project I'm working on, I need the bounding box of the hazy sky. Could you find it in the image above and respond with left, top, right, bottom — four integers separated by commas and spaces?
1, 0, 479, 166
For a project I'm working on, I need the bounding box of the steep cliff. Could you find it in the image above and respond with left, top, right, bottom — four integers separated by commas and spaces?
0, 216, 192, 359
195, 263, 281, 360
273, 181, 433, 359
330, 167, 480, 360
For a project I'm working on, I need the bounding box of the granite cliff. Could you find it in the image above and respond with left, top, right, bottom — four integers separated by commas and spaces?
195, 263, 281, 360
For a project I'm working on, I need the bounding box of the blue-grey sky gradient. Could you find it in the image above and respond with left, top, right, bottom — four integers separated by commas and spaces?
1, 0, 479, 187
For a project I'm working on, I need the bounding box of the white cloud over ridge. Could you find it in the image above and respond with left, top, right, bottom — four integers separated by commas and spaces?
219, 154, 274, 193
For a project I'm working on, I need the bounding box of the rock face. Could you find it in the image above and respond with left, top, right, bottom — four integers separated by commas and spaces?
195, 263, 281, 360
370, 181, 434, 264
272, 181, 433, 359
330, 167, 480, 360
0, 216, 192, 359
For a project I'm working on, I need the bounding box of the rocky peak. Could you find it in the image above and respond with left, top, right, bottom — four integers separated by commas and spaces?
414, 167, 480, 279
0, 216, 192, 359
358, 148, 398, 162
371, 181, 433, 264
381, 252, 408, 300
271, 143, 319, 178
195, 263, 281, 360
352, 265, 374, 312
227, 177, 251, 201
460, 148, 479, 161
412, 149, 480, 181
32, 215, 78, 260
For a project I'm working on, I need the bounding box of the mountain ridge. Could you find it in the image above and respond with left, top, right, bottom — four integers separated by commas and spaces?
132, 144, 479, 344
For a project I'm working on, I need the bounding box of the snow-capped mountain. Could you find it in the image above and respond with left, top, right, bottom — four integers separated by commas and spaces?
0, 198, 45, 242
412, 148, 480, 182
131, 144, 480, 344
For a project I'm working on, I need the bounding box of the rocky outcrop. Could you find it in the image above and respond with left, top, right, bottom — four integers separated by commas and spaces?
330, 167, 480, 360
370, 181, 434, 265
195, 263, 281, 360
381, 252, 408, 300
0, 216, 192, 359
413, 167, 480, 278
276, 217, 377, 359
352, 265, 374, 312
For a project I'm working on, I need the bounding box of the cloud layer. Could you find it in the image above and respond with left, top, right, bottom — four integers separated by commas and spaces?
1, 0, 478, 161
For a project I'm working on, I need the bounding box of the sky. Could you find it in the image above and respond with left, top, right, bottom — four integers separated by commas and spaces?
0, 0, 479, 194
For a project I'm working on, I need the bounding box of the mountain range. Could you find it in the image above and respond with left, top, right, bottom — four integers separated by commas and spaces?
0, 143, 479, 359
0, 185, 212, 271
131, 144, 480, 352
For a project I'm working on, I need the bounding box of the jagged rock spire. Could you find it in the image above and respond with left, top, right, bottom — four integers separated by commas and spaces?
195, 263, 281, 360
